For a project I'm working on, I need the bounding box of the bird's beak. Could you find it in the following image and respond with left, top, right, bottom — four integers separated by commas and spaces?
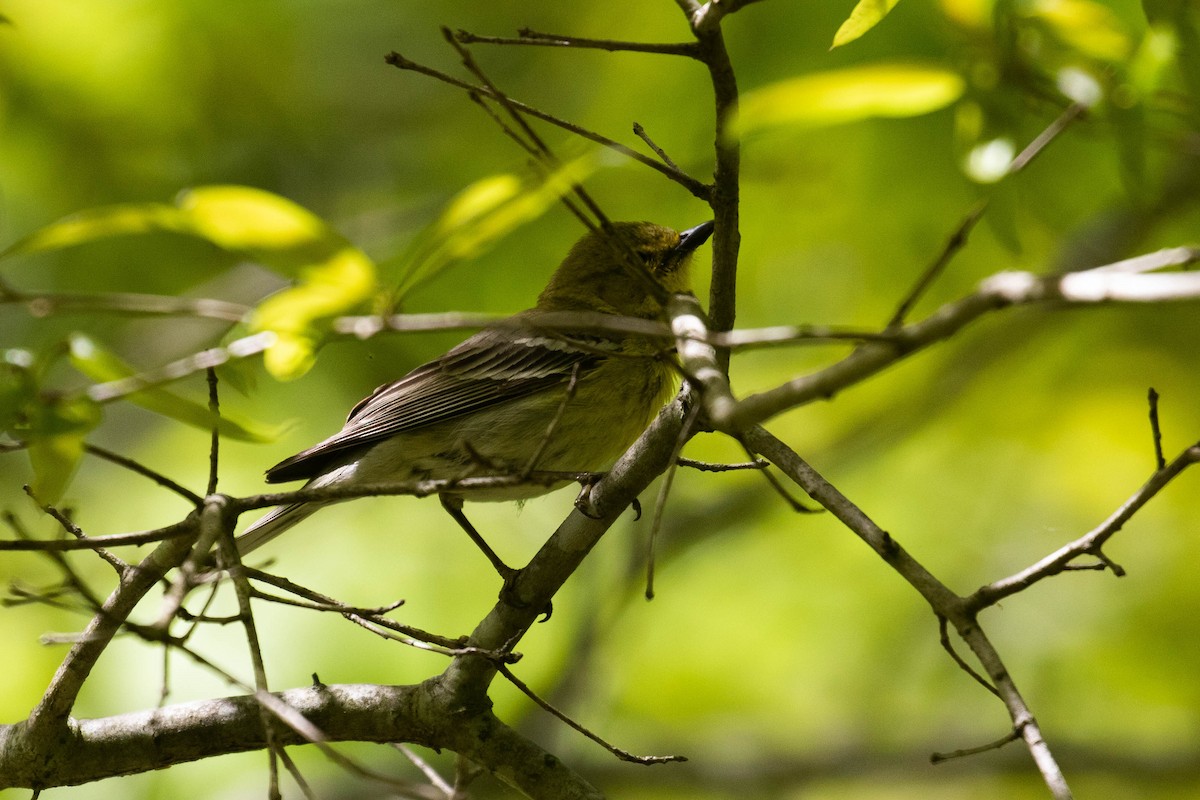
674, 220, 715, 256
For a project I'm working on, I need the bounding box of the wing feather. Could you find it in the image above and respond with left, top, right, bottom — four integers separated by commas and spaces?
265, 327, 606, 482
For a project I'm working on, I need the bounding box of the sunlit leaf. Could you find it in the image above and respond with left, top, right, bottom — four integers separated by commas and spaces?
391, 153, 599, 301
832, 0, 903, 49
250, 246, 377, 380
175, 185, 337, 272
68, 334, 283, 441
0, 204, 190, 259
259, 332, 319, 380
731, 64, 966, 137
1127, 24, 1179, 98
0, 183, 383, 383
1031, 0, 1132, 61
940, 0, 994, 29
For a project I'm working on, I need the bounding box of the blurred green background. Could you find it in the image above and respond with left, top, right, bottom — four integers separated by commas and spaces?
3, 0, 1200, 797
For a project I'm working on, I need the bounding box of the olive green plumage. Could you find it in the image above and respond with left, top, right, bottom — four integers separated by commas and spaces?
237, 220, 714, 554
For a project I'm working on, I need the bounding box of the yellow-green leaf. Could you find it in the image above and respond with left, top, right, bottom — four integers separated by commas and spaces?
250, 245, 377, 380
731, 63, 965, 137
68, 334, 283, 441
391, 153, 600, 301
1030, 0, 1131, 62
0, 204, 191, 259
175, 185, 339, 272
832, 0, 903, 49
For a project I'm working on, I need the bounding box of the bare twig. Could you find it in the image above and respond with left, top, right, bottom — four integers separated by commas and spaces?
938, 616, 999, 698
742, 427, 1072, 798
385, 51, 710, 199
633, 122, 684, 172
455, 27, 701, 58
0, 286, 250, 322
1148, 388, 1166, 470
205, 368, 220, 497
83, 332, 276, 404
931, 729, 1021, 764
645, 396, 702, 599
966, 441, 1200, 611
84, 444, 204, 505
497, 663, 687, 765
887, 100, 1089, 329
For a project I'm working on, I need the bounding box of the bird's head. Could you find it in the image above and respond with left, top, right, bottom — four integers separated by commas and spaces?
538, 220, 714, 319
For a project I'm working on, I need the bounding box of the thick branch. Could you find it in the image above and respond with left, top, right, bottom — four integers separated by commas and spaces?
722, 253, 1200, 431
0, 683, 601, 799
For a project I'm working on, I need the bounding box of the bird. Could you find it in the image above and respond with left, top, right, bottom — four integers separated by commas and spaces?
234, 220, 715, 567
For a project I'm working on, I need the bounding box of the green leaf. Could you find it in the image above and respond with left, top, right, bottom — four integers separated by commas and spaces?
175, 185, 347, 273
390, 153, 600, 301
832, 0, 903, 49
250, 245, 377, 379
0, 350, 36, 433
0, 203, 191, 259
1030, 0, 1132, 62
26, 396, 102, 504
68, 334, 284, 441
731, 63, 966, 137
1, 186, 380, 381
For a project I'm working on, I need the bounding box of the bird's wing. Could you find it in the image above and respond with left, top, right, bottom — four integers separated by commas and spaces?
264, 328, 606, 483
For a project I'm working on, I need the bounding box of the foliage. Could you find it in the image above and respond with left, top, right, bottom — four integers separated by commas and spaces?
2, 1, 1200, 798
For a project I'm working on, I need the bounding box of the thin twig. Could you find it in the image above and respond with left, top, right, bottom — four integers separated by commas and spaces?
21, 486, 127, 572
967, 441, 1200, 611
938, 616, 999, 697
384, 51, 710, 199
645, 396, 702, 599
633, 122, 684, 172
887, 101, 1087, 328
205, 368, 220, 497
0, 286, 250, 322
521, 362, 582, 477
0, 518, 201, 551
1148, 388, 1166, 470
930, 729, 1021, 764
676, 456, 767, 472
1009, 102, 1089, 174
455, 27, 701, 58
497, 663, 687, 764
887, 201, 988, 329
84, 444, 204, 505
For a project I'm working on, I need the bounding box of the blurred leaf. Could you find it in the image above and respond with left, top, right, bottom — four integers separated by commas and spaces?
250, 245, 377, 380
1030, 0, 1132, 62
175, 185, 345, 273
0, 347, 97, 503
0, 204, 191, 259
68, 334, 283, 441
26, 396, 102, 504
832, 0, 903, 49
1127, 24, 1179, 98
0, 350, 36, 433
731, 63, 966, 137
1142, 1, 1200, 105
940, 0, 994, 29
391, 154, 600, 302
2, 183, 382, 383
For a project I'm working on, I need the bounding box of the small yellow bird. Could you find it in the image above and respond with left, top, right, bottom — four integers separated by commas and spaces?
236, 220, 714, 558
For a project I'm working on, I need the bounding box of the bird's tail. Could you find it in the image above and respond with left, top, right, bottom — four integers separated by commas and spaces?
235, 502, 323, 556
